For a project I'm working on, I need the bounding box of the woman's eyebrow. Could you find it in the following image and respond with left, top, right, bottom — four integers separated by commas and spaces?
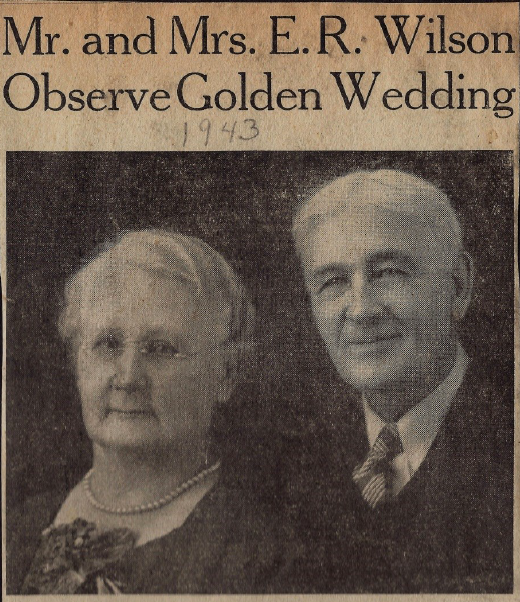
140, 330, 178, 342
139, 328, 189, 346
90, 326, 122, 338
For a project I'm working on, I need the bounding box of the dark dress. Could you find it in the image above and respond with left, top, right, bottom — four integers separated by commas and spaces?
7, 482, 294, 594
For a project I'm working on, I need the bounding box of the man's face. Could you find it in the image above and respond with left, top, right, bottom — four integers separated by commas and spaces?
76, 267, 228, 455
302, 202, 458, 396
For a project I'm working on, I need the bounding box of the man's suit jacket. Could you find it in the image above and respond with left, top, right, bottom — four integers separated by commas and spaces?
279, 365, 513, 593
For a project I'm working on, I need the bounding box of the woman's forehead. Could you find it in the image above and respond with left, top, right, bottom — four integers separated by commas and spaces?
76, 265, 229, 342
81, 261, 193, 299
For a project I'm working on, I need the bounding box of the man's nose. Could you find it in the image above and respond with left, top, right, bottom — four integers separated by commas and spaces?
346, 274, 381, 321
113, 345, 148, 392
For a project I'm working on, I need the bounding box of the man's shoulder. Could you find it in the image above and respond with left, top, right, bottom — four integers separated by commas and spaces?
446, 362, 512, 450
430, 362, 513, 507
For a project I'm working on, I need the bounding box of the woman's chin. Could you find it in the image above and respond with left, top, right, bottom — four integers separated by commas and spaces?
91, 418, 166, 452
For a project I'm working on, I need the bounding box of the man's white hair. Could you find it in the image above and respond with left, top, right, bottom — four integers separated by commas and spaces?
292, 169, 464, 265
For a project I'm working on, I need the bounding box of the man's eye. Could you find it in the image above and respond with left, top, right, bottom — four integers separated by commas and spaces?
374, 267, 408, 279
142, 341, 179, 357
318, 275, 350, 294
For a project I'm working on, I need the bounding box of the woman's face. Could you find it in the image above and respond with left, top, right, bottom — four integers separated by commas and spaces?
75, 266, 229, 455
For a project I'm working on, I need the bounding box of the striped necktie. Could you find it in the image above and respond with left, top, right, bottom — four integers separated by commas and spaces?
352, 422, 403, 509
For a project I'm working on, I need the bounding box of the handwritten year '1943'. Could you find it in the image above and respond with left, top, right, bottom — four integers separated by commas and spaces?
182, 119, 260, 147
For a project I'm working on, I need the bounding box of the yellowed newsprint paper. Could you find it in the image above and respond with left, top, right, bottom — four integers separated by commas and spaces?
1, 1, 518, 599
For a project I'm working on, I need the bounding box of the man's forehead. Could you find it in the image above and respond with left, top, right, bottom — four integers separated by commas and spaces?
303, 204, 445, 273
309, 203, 438, 249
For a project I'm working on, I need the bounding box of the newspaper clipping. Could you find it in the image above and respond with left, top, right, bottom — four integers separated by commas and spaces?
1, 1, 518, 598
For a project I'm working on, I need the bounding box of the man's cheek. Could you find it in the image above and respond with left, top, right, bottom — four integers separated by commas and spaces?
313, 305, 341, 339
319, 324, 340, 352
385, 291, 417, 316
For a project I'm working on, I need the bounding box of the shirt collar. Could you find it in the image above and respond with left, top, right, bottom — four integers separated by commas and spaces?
363, 344, 469, 471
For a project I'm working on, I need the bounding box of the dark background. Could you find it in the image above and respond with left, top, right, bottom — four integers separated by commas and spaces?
6, 151, 514, 507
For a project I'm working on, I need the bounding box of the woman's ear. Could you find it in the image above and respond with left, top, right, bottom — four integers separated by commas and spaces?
216, 356, 235, 405
452, 251, 474, 322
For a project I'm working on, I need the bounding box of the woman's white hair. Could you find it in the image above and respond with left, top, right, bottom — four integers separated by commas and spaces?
292, 169, 464, 266
58, 229, 256, 385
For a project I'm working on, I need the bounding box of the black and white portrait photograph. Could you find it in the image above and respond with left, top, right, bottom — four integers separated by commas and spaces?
5, 151, 514, 595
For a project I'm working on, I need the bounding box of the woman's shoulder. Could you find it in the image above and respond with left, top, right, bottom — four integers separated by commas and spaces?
195, 481, 281, 539
176, 481, 300, 593
7, 488, 68, 548
6, 488, 68, 594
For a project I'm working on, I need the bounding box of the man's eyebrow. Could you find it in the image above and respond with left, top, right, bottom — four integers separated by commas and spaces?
310, 251, 418, 280
311, 263, 350, 280
369, 250, 417, 266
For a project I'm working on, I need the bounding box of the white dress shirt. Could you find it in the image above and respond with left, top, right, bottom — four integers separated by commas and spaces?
363, 344, 469, 495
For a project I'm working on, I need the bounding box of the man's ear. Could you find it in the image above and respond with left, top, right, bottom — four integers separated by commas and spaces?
451, 251, 474, 321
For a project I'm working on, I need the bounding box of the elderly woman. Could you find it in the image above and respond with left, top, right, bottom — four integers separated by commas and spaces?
9, 229, 286, 594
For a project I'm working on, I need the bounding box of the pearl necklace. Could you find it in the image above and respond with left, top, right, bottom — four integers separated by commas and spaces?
83, 461, 221, 515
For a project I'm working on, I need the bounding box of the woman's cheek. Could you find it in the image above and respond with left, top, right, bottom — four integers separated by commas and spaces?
77, 358, 112, 402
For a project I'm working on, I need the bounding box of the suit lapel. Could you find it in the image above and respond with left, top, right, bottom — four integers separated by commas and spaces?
390, 369, 476, 514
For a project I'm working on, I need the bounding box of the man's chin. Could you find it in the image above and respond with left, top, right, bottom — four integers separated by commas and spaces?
334, 357, 408, 392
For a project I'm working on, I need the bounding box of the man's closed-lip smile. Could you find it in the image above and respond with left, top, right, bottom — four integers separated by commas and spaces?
344, 334, 401, 348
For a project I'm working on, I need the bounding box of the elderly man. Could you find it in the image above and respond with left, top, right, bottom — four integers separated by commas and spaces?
290, 170, 512, 593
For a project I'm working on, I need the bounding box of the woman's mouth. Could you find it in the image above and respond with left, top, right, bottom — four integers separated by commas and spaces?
106, 408, 153, 417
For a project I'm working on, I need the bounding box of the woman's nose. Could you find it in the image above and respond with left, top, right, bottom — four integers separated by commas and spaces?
113, 346, 148, 392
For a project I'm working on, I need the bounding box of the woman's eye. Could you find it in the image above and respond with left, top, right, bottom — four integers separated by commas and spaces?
93, 334, 121, 352
142, 341, 179, 357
